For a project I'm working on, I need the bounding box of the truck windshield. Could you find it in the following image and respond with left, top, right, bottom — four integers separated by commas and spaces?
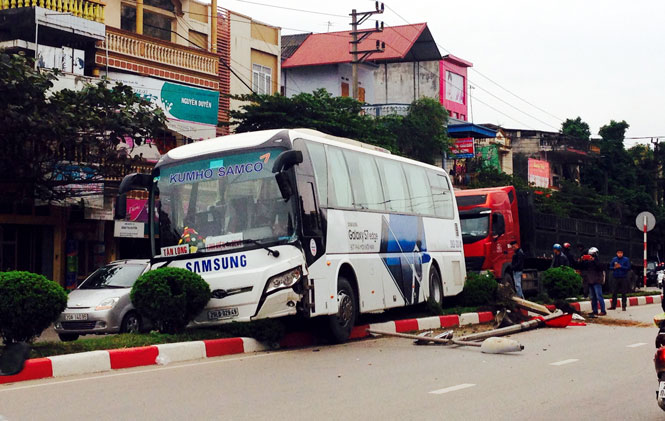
154, 148, 296, 257
460, 215, 489, 244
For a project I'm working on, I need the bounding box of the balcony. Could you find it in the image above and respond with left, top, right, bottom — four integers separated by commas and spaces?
362, 103, 410, 117
100, 27, 218, 77
0, 0, 105, 23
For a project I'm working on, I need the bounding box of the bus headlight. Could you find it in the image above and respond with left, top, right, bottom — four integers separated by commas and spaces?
266, 267, 302, 293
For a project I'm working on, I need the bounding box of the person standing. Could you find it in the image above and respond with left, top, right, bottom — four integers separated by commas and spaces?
551, 243, 569, 268
511, 241, 525, 299
562, 243, 576, 268
582, 247, 606, 317
609, 249, 631, 311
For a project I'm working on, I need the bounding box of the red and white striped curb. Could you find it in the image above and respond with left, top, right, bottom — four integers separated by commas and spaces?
545, 294, 662, 314
0, 311, 496, 385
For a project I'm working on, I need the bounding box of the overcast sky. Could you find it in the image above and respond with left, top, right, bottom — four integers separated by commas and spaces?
221, 0, 665, 148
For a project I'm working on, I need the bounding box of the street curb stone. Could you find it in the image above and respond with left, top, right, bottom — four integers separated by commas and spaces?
1, 294, 661, 385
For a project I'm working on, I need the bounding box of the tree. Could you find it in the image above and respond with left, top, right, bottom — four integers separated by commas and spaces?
561, 116, 591, 141
230, 90, 450, 164
394, 97, 450, 165
0, 52, 167, 202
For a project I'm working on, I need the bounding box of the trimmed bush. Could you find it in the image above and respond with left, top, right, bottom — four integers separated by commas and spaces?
541, 266, 582, 299
461, 272, 498, 306
0, 271, 67, 344
130, 268, 211, 333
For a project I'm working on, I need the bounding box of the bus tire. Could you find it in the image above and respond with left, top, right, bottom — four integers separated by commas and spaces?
327, 277, 357, 344
429, 266, 444, 306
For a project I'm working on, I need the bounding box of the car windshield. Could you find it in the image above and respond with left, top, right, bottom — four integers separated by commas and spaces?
460, 215, 489, 244
78, 264, 145, 289
154, 147, 296, 257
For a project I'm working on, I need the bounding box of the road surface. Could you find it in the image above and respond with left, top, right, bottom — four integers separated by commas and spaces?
1, 304, 662, 420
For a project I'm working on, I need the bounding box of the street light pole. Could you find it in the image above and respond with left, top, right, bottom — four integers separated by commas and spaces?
349, 2, 384, 100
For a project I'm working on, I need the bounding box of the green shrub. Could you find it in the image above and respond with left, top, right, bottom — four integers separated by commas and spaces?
130, 268, 211, 333
0, 271, 67, 344
541, 266, 582, 299
461, 272, 498, 306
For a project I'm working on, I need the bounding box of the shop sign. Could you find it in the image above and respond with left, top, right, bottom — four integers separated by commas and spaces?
113, 221, 145, 238
528, 158, 550, 188
450, 137, 474, 159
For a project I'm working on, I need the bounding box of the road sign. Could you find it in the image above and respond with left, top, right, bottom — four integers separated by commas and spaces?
636, 211, 656, 232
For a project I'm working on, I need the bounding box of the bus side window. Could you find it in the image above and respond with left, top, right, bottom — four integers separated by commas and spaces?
299, 181, 320, 235
427, 171, 453, 218
304, 141, 328, 207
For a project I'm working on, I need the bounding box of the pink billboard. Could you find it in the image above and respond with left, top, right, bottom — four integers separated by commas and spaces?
528, 158, 550, 188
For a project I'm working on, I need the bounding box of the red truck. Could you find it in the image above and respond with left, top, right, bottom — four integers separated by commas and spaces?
455, 186, 644, 292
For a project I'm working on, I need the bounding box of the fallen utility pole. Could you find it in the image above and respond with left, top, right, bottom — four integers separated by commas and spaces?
511, 296, 552, 316
367, 329, 482, 347
457, 310, 565, 343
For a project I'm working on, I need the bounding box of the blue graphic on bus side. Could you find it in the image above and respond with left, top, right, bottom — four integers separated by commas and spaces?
380, 214, 430, 305
185, 255, 247, 274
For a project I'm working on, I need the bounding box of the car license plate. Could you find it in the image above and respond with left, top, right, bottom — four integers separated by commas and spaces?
63, 313, 88, 321
208, 307, 239, 320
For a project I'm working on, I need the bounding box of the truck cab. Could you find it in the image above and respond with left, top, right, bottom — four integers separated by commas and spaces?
455, 186, 520, 284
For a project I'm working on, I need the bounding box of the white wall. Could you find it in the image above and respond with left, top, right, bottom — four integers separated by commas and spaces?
281, 63, 374, 102
373, 61, 440, 104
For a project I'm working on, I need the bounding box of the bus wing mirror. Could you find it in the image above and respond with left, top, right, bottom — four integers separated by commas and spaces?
115, 193, 127, 220
275, 172, 293, 201
272, 150, 303, 173
118, 173, 153, 195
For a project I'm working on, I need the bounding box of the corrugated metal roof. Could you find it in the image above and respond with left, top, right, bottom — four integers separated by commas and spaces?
281, 33, 311, 60
282, 23, 440, 68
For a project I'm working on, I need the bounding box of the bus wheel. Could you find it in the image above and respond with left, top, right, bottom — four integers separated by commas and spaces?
429, 266, 444, 306
327, 277, 357, 343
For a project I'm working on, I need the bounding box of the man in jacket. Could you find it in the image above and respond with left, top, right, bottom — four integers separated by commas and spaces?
511, 241, 525, 299
582, 247, 606, 317
551, 244, 569, 268
609, 249, 631, 311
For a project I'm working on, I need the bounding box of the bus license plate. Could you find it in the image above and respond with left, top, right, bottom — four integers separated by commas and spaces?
208, 307, 239, 320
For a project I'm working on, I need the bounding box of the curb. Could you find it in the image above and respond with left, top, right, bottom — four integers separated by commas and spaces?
3, 295, 661, 385
0, 310, 494, 385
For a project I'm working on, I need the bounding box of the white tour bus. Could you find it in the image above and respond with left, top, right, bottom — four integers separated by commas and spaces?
118, 129, 466, 342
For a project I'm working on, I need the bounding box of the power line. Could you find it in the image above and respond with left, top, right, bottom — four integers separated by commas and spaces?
234, 0, 348, 18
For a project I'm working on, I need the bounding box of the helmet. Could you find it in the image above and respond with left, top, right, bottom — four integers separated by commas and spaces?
588, 247, 599, 255
563, 242, 571, 249
553, 243, 562, 251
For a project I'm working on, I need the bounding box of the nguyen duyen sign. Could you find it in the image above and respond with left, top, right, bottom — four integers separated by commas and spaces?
108, 72, 219, 140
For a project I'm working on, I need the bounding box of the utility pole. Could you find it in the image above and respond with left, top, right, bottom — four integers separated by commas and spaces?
652, 137, 662, 205
350, 2, 385, 100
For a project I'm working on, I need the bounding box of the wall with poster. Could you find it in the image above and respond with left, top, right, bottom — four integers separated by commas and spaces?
108, 72, 220, 140
476, 144, 500, 171
528, 158, 550, 188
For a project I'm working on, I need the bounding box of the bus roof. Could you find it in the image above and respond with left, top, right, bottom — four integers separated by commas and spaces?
158, 129, 446, 173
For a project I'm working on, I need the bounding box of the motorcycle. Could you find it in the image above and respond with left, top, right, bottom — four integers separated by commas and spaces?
654, 314, 665, 410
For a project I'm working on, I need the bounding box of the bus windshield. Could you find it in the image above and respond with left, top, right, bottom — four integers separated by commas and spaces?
154, 148, 296, 257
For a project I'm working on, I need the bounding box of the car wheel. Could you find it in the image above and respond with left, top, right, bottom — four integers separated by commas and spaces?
121, 312, 142, 334
58, 333, 79, 342
429, 266, 444, 306
327, 277, 357, 344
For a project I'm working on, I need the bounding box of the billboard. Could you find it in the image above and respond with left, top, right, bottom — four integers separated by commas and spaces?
450, 137, 474, 159
528, 158, 550, 188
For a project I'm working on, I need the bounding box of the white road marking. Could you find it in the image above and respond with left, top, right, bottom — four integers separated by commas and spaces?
0, 352, 274, 393
429, 383, 476, 395
549, 359, 579, 366
627, 343, 647, 348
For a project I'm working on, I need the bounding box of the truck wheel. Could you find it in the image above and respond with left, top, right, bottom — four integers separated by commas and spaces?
502, 272, 516, 293
327, 277, 357, 344
429, 266, 444, 306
